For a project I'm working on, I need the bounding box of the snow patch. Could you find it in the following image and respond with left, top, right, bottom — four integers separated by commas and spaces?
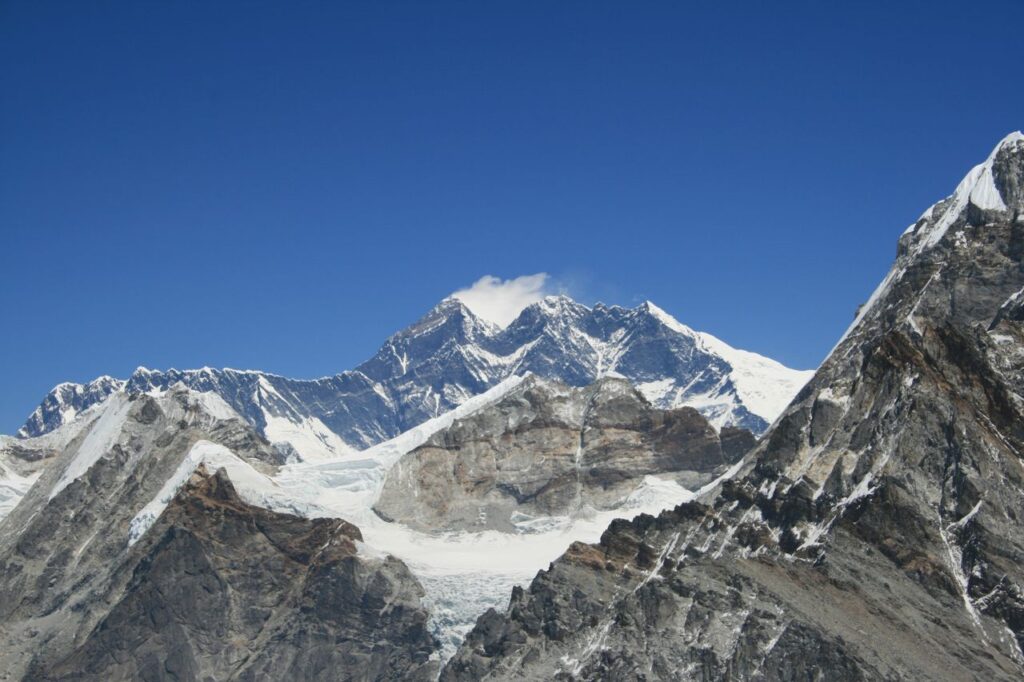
911, 131, 1020, 252
696, 332, 814, 421
49, 394, 133, 501
636, 378, 676, 404
127, 440, 304, 546
192, 390, 241, 422
263, 414, 355, 462
0, 469, 41, 520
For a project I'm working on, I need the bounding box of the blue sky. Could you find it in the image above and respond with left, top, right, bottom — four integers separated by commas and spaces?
1, 1, 1022, 432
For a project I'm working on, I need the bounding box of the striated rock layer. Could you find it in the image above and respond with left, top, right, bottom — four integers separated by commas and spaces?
442, 134, 1024, 680
375, 376, 753, 533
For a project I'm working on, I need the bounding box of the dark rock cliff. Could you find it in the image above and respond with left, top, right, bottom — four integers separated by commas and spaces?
36, 468, 438, 681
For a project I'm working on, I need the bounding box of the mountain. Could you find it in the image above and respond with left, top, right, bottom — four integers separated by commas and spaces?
0, 387, 440, 680
17, 298, 812, 459
441, 132, 1024, 679
18, 376, 126, 439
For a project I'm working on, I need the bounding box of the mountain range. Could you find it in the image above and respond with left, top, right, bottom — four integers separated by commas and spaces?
17, 298, 812, 460
1, 131, 1022, 681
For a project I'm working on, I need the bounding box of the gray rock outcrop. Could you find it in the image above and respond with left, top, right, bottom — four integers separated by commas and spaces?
375, 377, 752, 533
36, 468, 438, 681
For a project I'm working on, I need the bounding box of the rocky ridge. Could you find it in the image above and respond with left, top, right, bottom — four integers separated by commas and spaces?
441, 133, 1024, 680
0, 387, 440, 681
36, 468, 437, 681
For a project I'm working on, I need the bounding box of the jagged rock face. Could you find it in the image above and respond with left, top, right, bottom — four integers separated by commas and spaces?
18, 298, 811, 458
0, 389, 279, 678
17, 377, 124, 439
0, 388, 440, 681
35, 468, 438, 681
442, 134, 1024, 680
375, 378, 751, 533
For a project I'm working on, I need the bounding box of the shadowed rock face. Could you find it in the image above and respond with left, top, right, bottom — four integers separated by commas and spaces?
374, 377, 752, 533
0, 387, 440, 681
36, 468, 439, 682
441, 135, 1024, 680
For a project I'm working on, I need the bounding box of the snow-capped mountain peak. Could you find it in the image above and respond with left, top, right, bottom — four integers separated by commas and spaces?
639, 299, 698, 336
837, 131, 1024, 352
17, 375, 126, 438
17, 296, 812, 459
905, 130, 1022, 254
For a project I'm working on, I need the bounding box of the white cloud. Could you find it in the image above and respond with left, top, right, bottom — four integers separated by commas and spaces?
452, 273, 552, 327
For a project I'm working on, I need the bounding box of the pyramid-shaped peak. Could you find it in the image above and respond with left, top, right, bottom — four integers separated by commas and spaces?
398, 297, 495, 337
638, 300, 697, 336
902, 131, 1024, 256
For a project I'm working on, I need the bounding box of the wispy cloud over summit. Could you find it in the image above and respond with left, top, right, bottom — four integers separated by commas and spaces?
452, 273, 553, 327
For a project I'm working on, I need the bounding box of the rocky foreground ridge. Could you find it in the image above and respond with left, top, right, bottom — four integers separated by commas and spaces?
441, 133, 1024, 680
0, 389, 440, 680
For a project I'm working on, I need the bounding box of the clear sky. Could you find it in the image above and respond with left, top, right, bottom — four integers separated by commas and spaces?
2, 1, 1022, 432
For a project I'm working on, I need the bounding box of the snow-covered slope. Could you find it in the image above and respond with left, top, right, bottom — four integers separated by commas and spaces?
18, 297, 812, 460
0, 437, 39, 520
0, 395, 127, 521
643, 301, 811, 424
